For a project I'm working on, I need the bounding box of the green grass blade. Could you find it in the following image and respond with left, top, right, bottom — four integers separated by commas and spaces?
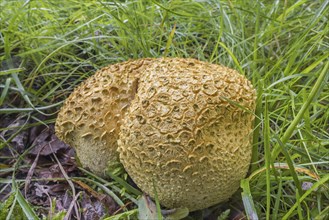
153, 180, 163, 220
272, 61, 329, 159
274, 136, 303, 196
282, 174, 329, 220
0, 102, 62, 114
251, 79, 263, 172
88, 180, 126, 208
107, 171, 142, 196
272, 173, 283, 220
218, 42, 244, 74
14, 188, 38, 220
315, 205, 329, 220
79, 168, 138, 205
163, 23, 176, 57
264, 96, 271, 220
0, 77, 12, 106
241, 179, 259, 220
104, 209, 138, 220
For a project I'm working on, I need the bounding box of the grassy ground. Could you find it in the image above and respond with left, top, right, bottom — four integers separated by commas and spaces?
0, 0, 328, 219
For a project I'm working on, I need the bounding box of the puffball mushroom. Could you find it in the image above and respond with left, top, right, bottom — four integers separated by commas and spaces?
55, 57, 256, 211
55, 58, 155, 175
117, 58, 256, 211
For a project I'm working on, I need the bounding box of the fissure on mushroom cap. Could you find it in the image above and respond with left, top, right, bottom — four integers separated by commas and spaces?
118, 58, 256, 211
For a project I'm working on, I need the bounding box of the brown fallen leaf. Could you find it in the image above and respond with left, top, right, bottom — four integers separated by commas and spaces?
29, 125, 69, 156
0, 117, 29, 154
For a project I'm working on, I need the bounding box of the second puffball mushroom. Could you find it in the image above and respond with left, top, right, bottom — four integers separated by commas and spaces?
55, 58, 155, 175
55, 58, 256, 211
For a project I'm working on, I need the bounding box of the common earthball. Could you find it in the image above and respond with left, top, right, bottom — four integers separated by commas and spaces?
55, 58, 256, 211
55, 58, 154, 175
117, 58, 256, 211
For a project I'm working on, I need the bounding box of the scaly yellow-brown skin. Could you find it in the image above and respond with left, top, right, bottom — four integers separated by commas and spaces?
118, 58, 256, 211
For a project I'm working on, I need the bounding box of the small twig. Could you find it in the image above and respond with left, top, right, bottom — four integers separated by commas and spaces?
64, 191, 81, 220
24, 144, 47, 197
52, 148, 80, 220
112, 201, 133, 215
